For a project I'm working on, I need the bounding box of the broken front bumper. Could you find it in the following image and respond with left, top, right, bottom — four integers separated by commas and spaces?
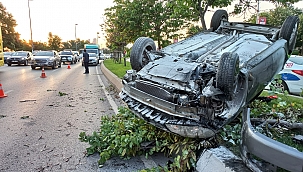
119, 84, 217, 138
240, 108, 303, 172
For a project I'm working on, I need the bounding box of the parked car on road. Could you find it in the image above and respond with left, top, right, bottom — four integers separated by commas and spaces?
30, 50, 61, 69
120, 10, 299, 139
73, 51, 80, 62
6, 51, 32, 66
82, 53, 99, 66
3, 52, 13, 64
60, 51, 77, 64
269, 55, 303, 96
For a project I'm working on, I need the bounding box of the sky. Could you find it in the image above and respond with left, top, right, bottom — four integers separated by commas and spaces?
1, 0, 114, 45
1, 0, 303, 46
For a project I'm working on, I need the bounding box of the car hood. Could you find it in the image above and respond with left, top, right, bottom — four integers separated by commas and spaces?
33, 56, 52, 59
10, 56, 27, 58
138, 57, 199, 83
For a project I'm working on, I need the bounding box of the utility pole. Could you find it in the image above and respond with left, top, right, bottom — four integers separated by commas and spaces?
75, 24, 78, 51
28, 0, 33, 53
256, 0, 260, 24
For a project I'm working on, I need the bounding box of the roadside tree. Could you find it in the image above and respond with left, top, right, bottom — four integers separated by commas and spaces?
0, 2, 21, 51
245, 5, 303, 53
48, 32, 63, 51
104, 0, 199, 49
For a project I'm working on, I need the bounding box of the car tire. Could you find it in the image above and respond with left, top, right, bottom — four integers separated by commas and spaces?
210, 9, 228, 32
52, 61, 56, 69
31, 66, 35, 70
279, 16, 299, 54
24, 60, 28, 66
130, 37, 156, 71
273, 79, 289, 93
58, 61, 61, 68
216, 52, 240, 101
8, 63, 11, 66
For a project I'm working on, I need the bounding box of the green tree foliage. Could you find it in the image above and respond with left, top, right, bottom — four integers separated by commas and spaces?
245, 5, 303, 52
47, 32, 62, 51
0, 2, 21, 51
233, 0, 301, 16
104, 0, 199, 49
61, 39, 90, 51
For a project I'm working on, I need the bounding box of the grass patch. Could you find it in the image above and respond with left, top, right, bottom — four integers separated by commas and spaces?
103, 58, 132, 78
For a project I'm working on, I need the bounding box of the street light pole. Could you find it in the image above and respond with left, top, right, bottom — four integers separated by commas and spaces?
75, 24, 78, 51
28, 0, 33, 53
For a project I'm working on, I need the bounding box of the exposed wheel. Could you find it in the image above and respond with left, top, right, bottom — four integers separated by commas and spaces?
210, 10, 228, 32
24, 60, 28, 66
58, 61, 61, 68
130, 37, 156, 71
8, 63, 11, 66
279, 16, 299, 54
31, 66, 35, 69
272, 79, 289, 93
216, 52, 240, 101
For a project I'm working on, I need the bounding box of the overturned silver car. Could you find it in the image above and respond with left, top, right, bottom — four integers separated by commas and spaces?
120, 10, 299, 138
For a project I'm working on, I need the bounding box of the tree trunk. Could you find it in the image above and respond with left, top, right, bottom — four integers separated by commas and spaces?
198, 0, 210, 31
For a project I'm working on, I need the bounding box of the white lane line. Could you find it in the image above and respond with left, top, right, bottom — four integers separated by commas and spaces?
5, 90, 13, 94
96, 66, 118, 114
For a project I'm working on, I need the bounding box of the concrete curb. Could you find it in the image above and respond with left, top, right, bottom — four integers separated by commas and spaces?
101, 61, 123, 93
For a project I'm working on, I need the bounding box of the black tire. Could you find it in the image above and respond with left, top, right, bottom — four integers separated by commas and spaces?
130, 37, 156, 71
58, 61, 61, 68
24, 60, 28, 66
210, 10, 228, 32
31, 66, 35, 69
8, 63, 11, 66
216, 52, 240, 101
279, 16, 299, 54
52, 61, 56, 69
273, 80, 289, 93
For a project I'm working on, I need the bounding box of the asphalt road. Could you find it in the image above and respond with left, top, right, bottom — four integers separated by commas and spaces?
0, 62, 169, 172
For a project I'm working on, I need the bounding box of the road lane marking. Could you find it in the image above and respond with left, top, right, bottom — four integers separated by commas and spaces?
5, 90, 13, 94
96, 66, 118, 114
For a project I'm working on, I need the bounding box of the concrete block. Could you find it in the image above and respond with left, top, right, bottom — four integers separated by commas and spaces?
196, 146, 251, 172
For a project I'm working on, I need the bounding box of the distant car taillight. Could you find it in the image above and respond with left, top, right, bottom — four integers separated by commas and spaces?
292, 70, 303, 76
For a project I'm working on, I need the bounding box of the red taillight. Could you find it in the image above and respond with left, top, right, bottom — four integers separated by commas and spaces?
292, 70, 303, 76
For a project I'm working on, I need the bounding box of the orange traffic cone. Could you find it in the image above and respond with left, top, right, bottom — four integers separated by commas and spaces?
67, 62, 71, 69
0, 83, 7, 98
40, 67, 47, 78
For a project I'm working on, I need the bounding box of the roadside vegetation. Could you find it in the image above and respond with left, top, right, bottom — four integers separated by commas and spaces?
80, 58, 303, 172
103, 59, 131, 78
